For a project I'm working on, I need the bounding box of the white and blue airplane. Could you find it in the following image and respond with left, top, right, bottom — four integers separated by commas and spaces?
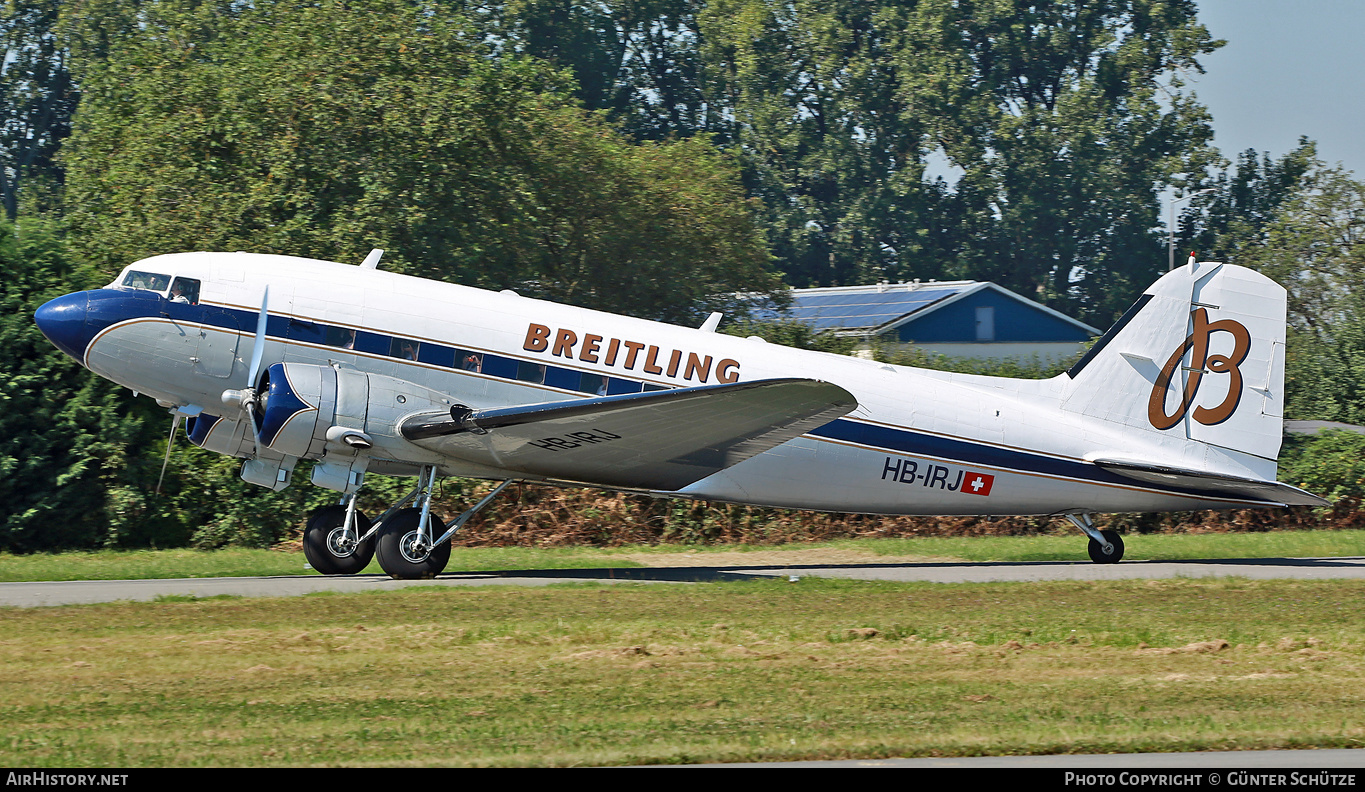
34, 250, 1326, 578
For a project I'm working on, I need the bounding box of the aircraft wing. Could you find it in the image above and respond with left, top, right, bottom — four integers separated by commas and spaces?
1091, 458, 1331, 508
400, 378, 858, 491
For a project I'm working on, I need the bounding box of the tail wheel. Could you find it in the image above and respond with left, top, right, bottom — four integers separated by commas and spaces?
303, 505, 375, 575
1087, 530, 1125, 564
375, 508, 451, 580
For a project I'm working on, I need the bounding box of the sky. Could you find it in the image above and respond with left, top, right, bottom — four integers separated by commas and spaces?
1192, 0, 1365, 175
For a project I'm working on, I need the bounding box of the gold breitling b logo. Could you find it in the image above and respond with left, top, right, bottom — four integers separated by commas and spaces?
1147, 308, 1252, 431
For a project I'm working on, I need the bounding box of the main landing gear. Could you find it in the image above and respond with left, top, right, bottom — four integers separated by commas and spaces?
302, 497, 375, 575
303, 467, 513, 580
1063, 512, 1124, 564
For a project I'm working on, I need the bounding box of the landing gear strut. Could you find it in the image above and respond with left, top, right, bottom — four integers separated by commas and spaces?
369, 467, 513, 580
1063, 512, 1124, 564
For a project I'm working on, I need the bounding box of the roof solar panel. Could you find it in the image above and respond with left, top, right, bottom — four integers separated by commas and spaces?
744, 284, 972, 331
783, 285, 966, 330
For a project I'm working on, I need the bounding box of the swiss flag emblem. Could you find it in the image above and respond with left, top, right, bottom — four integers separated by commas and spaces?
962, 472, 995, 496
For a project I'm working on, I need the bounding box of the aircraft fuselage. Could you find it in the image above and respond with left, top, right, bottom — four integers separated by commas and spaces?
36, 251, 1282, 517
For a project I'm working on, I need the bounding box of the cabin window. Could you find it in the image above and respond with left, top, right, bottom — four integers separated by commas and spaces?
121, 270, 171, 292
516, 361, 546, 384
455, 350, 483, 372
578, 373, 608, 396
389, 338, 420, 361
327, 327, 358, 349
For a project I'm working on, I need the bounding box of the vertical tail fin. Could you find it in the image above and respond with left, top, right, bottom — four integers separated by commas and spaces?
1063, 260, 1286, 463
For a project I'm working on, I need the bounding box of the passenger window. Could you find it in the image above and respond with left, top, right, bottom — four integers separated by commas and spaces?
578, 373, 608, 396
456, 350, 483, 372
121, 270, 171, 292
516, 361, 546, 384
169, 277, 200, 305
327, 327, 358, 349
389, 338, 420, 361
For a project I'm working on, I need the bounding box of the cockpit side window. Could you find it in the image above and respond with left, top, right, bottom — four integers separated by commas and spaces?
169, 277, 201, 305
121, 270, 171, 292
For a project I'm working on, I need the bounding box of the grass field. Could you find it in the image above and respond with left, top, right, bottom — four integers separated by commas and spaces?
3, 575, 1365, 766
1, 529, 1363, 582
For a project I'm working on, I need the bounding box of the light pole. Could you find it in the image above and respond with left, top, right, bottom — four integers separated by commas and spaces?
1168, 188, 1217, 271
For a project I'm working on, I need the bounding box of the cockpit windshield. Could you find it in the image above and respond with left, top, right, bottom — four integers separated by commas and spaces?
121, 270, 171, 292
118, 270, 201, 305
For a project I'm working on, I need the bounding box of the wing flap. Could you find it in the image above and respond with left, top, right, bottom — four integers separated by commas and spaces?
1092, 458, 1330, 507
401, 378, 858, 491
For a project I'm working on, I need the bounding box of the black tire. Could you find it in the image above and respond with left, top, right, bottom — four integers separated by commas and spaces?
303, 505, 375, 575
1087, 530, 1125, 564
375, 508, 451, 580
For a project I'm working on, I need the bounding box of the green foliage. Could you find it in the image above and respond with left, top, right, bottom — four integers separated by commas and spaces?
59, 0, 778, 324
1221, 163, 1365, 423
1277, 431, 1365, 505
873, 343, 1080, 379
720, 318, 858, 355
471, 0, 712, 142
1180, 139, 1319, 263
698, 0, 947, 288
904, 0, 1223, 325
0, 217, 158, 551
0, 0, 76, 219
694, 0, 1221, 327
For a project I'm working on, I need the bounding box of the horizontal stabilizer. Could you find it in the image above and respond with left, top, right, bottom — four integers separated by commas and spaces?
1092, 458, 1330, 508
401, 378, 858, 491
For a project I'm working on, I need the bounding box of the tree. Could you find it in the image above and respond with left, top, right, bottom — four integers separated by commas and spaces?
1178, 138, 1319, 264
894, 0, 1223, 325
0, 0, 77, 219
689, 1, 1222, 327
60, 0, 779, 324
1232, 166, 1365, 423
699, 0, 946, 289
464, 0, 715, 142
0, 218, 164, 551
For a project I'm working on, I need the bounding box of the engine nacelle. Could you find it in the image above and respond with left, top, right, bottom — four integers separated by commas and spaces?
254, 361, 456, 463
186, 412, 298, 491
185, 413, 254, 458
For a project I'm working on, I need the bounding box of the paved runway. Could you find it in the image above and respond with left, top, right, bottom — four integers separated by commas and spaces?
4, 555, 1364, 607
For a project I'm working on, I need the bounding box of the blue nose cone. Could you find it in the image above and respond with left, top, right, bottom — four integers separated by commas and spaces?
34, 291, 92, 362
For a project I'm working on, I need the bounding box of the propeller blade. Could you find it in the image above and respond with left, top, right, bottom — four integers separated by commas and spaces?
244, 397, 261, 437
247, 285, 269, 389
155, 414, 183, 496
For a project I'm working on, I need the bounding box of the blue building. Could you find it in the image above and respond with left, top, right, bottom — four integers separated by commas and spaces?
773, 280, 1101, 364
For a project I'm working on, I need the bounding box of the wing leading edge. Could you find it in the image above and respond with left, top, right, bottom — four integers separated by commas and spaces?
400, 378, 858, 491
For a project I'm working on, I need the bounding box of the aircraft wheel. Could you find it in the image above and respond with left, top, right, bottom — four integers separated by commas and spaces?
375, 508, 451, 580
1087, 530, 1125, 564
303, 505, 375, 575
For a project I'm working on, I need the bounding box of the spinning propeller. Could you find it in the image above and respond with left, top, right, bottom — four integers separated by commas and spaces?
242, 285, 270, 439
219, 286, 270, 451
160, 287, 273, 495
